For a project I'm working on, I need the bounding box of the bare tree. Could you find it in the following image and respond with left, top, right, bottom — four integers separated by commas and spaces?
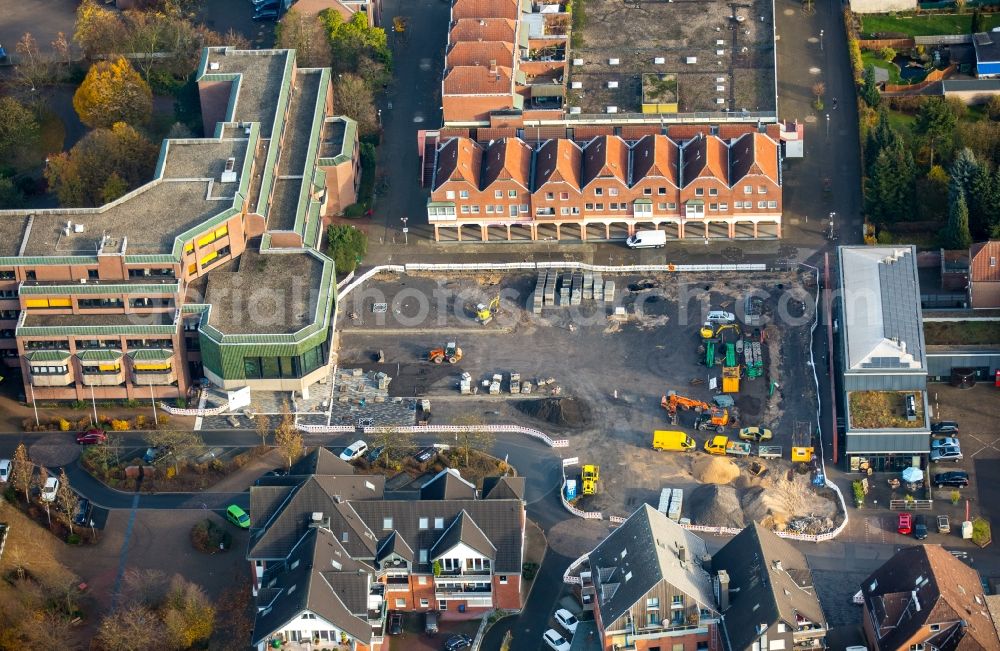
11, 442, 33, 502
370, 427, 410, 467
96, 603, 164, 651
334, 73, 379, 135
55, 468, 79, 533
32, 465, 48, 503
253, 409, 271, 448
122, 568, 169, 607
145, 430, 204, 475
450, 415, 496, 467
14, 32, 50, 92
273, 401, 303, 469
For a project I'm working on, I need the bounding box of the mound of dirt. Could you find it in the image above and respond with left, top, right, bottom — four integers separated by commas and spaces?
688, 484, 746, 528
515, 398, 591, 427
691, 456, 740, 485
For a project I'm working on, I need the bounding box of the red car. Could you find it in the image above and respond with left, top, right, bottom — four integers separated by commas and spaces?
897, 512, 913, 536
76, 429, 107, 445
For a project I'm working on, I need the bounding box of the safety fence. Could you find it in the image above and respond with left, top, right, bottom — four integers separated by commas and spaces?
298, 424, 356, 433
159, 402, 230, 417
296, 422, 570, 448
560, 458, 604, 520
562, 553, 590, 585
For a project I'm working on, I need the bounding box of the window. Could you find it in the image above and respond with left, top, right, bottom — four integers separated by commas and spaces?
695, 188, 704, 196
418, 576, 427, 585
929, 624, 941, 632
610, 202, 618, 210
0, 270, 13, 280
909, 645, 925, 651
594, 188, 603, 196
572, 207, 580, 215
609, 187, 618, 196
560, 207, 570, 215
499, 575, 508, 584
709, 188, 718, 196
585, 203, 594, 211
439, 600, 448, 610
510, 205, 518, 217
658, 187, 667, 195
471, 205, 480, 213
25, 271, 36, 280
744, 185, 752, 194
720, 203, 728, 210
991, 256, 997, 267
341, 532, 349, 543
495, 204, 502, 213
635, 203, 652, 216
647, 612, 660, 626
758, 185, 767, 194
420, 599, 429, 608
643, 188, 652, 196
671, 595, 684, 608
667, 202, 677, 210
646, 598, 659, 609
560, 192, 569, 200
419, 549, 428, 563
461, 205, 470, 214
88, 269, 99, 279
658, 203, 667, 211
776, 623, 786, 633
495, 190, 503, 199
758, 201, 766, 209
686, 203, 704, 218
546, 192, 554, 200
768, 200, 777, 209
383, 517, 393, 530
709, 203, 718, 211
596, 203, 604, 211
508, 189, 517, 198
459, 190, 469, 199
486, 205, 494, 213
419, 517, 429, 530
520, 204, 528, 213
395, 598, 406, 608
434, 517, 444, 529
31, 365, 69, 375
445, 190, 455, 200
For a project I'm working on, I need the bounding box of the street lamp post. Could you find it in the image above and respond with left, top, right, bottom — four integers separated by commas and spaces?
820, 29, 824, 50
401, 217, 409, 245
825, 113, 830, 139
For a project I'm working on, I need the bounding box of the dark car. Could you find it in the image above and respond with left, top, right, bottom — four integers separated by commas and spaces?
934, 471, 970, 488
366, 445, 385, 464
252, 8, 279, 20
76, 429, 107, 445
931, 420, 960, 435
388, 613, 402, 635
264, 467, 288, 477
914, 515, 928, 540
73, 498, 91, 527
444, 634, 472, 651
413, 446, 437, 463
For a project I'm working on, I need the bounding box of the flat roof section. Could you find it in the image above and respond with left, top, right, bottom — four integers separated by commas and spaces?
160, 137, 250, 181
567, 0, 776, 115
21, 181, 233, 257
276, 70, 323, 177
320, 120, 346, 160
203, 49, 292, 138
203, 250, 323, 335
0, 216, 29, 257
22, 311, 174, 327
267, 177, 304, 232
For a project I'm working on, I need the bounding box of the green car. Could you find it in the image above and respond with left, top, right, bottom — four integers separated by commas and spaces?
226, 504, 250, 529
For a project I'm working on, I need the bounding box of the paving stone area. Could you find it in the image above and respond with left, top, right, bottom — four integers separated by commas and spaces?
298, 397, 417, 428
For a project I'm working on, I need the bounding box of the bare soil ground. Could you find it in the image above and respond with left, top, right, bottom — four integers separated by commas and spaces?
338, 270, 835, 527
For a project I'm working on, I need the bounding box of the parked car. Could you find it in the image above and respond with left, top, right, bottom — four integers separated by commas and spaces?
388, 613, 402, 635
930, 446, 963, 463
252, 8, 279, 20
263, 467, 288, 478
424, 610, 438, 635
897, 512, 912, 536
914, 515, 928, 540
707, 310, 736, 324
904, 393, 917, 420
339, 440, 369, 461
444, 634, 472, 650
143, 447, 160, 464
931, 420, 960, 435
933, 471, 969, 488
76, 429, 107, 445
413, 446, 437, 463
73, 498, 91, 527
931, 437, 960, 449
554, 608, 579, 634
41, 477, 59, 502
543, 629, 571, 651
0, 458, 10, 483
738, 426, 773, 442
365, 445, 385, 464
225, 504, 251, 529
937, 515, 951, 533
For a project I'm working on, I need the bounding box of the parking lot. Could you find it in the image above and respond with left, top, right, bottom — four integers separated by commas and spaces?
337, 269, 826, 522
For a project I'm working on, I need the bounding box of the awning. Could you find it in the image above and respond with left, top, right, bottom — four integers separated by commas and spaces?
685, 199, 705, 206
426, 201, 456, 208
531, 84, 565, 98
634, 198, 653, 205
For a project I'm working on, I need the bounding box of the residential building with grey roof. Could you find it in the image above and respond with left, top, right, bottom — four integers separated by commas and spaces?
0, 47, 361, 402
247, 452, 525, 650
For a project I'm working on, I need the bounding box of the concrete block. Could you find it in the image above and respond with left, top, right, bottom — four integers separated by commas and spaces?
583, 272, 594, 300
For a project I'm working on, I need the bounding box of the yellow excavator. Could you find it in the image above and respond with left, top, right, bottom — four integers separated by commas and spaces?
700, 322, 741, 341
475, 296, 500, 325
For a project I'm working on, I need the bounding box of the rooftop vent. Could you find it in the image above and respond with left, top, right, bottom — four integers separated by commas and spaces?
74, 223, 85, 233
607, 80, 618, 88
221, 157, 238, 183
654, 57, 665, 64
609, 58, 620, 65
311, 512, 324, 522
209, 61, 220, 70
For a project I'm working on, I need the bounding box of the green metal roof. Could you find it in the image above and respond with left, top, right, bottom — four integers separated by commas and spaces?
20, 283, 180, 296
426, 201, 456, 208
128, 348, 174, 361
685, 199, 705, 206
76, 349, 123, 362
25, 350, 71, 362
317, 118, 358, 167
634, 198, 653, 205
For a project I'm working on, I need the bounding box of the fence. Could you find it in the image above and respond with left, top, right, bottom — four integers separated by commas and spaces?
295, 422, 570, 446
562, 553, 590, 585
858, 38, 915, 50
159, 401, 230, 417
890, 499, 934, 510
914, 34, 972, 45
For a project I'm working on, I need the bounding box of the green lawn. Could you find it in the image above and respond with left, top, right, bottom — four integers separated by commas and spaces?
862, 51, 903, 84
886, 108, 916, 132
924, 320, 1000, 345
861, 12, 1000, 37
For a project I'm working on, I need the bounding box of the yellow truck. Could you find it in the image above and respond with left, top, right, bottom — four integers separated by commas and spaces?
704, 436, 751, 456
652, 430, 695, 451
581, 464, 599, 495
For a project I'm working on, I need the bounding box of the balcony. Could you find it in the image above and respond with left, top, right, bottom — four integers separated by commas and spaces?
436, 568, 492, 577
30, 370, 74, 387
384, 576, 410, 591
434, 584, 493, 599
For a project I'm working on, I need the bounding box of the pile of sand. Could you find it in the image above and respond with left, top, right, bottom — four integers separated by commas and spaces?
687, 484, 746, 528
692, 456, 740, 484
515, 398, 592, 427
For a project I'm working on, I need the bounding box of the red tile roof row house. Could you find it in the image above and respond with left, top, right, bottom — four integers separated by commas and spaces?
427, 131, 783, 241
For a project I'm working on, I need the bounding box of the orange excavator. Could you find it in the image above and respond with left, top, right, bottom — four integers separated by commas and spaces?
660, 390, 733, 433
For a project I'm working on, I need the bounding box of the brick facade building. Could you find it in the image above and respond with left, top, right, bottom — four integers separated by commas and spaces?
427, 129, 782, 241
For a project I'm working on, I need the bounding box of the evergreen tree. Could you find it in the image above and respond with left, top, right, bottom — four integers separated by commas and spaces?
969, 164, 999, 239
861, 64, 881, 108
949, 147, 979, 199
943, 193, 973, 250
866, 107, 900, 175
915, 97, 958, 166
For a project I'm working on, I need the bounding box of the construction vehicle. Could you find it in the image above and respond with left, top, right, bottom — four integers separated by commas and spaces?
661, 391, 732, 432
475, 296, 500, 325
722, 365, 740, 393
700, 322, 741, 341
652, 430, 696, 451
428, 342, 462, 364
581, 464, 599, 495
392, 16, 407, 32
704, 436, 751, 456
791, 420, 815, 463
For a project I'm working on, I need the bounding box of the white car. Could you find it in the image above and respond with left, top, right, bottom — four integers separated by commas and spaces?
707, 310, 736, 323
554, 608, 579, 635
339, 440, 369, 461
543, 629, 571, 651
0, 459, 10, 483
41, 476, 59, 502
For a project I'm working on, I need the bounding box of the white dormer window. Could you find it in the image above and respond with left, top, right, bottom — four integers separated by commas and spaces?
419, 549, 428, 563
419, 517, 429, 530
341, 532, 348, 543
434, 517, 444, 529
445, 191, 455, 200
383, 517, 393, 530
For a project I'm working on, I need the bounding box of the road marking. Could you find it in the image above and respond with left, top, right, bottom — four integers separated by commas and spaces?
110, 492, 141, 610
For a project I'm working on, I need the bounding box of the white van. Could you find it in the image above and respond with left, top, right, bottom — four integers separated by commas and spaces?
707, 310, 736, 323
625, 230, 666, 249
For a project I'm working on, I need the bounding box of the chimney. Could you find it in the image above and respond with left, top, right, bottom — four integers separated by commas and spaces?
678, 545, 687, 562
718, 570, 730, 610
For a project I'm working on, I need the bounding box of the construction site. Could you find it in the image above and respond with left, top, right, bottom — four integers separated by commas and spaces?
336, 267, 839, 532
